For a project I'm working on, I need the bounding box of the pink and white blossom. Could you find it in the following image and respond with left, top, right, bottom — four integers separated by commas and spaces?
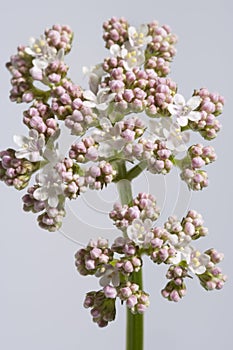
168, 94, 201, 127
14, 129, 45, 162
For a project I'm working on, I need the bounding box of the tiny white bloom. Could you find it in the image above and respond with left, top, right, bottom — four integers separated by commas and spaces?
127, 218, 153, 247
82, 64, 105, 94
33, 166, 65, 207
128, 24, 152, 48
92, 119, 126, 158
25, 36, 64, 79
188, 249, 210, 275
97, 265, 120, 287
168, 94, 201, 127
14, 129, 45, 162
150, 117, 190, 153
82, 88, 116, 111
169, 234, 210, 275
110, 43, 145, 70
33, 144, 65, 207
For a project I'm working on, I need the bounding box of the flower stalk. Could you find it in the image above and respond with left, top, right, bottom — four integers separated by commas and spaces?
117, 167, 144, 350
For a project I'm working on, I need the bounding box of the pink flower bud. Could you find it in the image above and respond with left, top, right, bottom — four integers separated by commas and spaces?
126, 295, 137, 308
170, 290, 180, 302
103, 285, 117, 299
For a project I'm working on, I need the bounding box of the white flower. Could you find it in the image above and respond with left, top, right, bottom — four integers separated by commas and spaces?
82, 88, 116, 111
168, 94, 201, 127
111, 24, 151, 70
25, 36, 64, 79
169, 234, 210, 275
33, 166, 65, 207
110, 43, 145, 70
150, 117, 190, 153
97, 265, 120, 287
92, 118, 126, 158
14, 129, 45, 162
128, 24, 152, 48
188, 249, 210, 275
82, 64, 105, 94
33, 144, 65, 207
127, 218, 153, 247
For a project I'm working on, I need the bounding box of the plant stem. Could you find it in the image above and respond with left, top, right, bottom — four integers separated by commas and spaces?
126, 160, 148, 181
116, 162, 144, 350
126, 270, 143, 350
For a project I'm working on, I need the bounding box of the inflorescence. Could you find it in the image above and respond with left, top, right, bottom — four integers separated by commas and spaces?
1, 17, 226, 327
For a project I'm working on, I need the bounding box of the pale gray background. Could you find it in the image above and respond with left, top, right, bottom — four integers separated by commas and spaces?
0, 0, 232, 349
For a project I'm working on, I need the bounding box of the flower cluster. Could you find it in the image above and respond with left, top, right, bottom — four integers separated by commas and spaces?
180, 144, 217, 191
0, 18, 226, 329
110, 192, 160, 230
74, 192, 226, 326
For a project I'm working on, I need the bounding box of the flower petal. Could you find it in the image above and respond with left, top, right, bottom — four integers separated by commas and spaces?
177, 116, 188, 127
167, 104, 181, 116
28, 151, 41, 162
13, 135, 28, 147
82, 100, 96, 108
174, 94, 186, 106
33, 187, 48, 201
186, 96, 201, 110
83, 90, 96, 102
48, 194, 59, 208
110, 44, 121, 57
188, 111, 201, 122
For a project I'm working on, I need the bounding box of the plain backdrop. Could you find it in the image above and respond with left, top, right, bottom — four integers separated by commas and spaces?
0, 1, 232, 349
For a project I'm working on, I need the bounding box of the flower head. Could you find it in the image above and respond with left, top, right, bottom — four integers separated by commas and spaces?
83, 88, 116, 111
150, 117, 190, 153
128, 24, 152, 48
14, 129, 45, 162
25, 36, 64, 81
97, 265, 120, 287
127, 218, 153, 247
168, 94, 201, 127
33, 144, 65, 207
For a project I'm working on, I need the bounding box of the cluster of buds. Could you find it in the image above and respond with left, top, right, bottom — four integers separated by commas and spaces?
165, 210, 208, 241
136, 138, 173, 174
145, 21, 177, 76
75, 234, 150, 326
55, 158, 86, 199
180, 143, 217, 191
0, 149, 38, 190
198, 249, 227, 291
44, 24, 73, 54
147, 227, 177, 264
161, 264, 188, 302
118, 282, 150, 314
6, 24, 73, 103
69, 136, 98, 163
84, 161, 116, 190
22, 185, 66, 232
23, 100, 59, 139
37, 205, 66, 232
102, 17, 129, 49
52, 79, 97, 135
189, 88, 224, 139
75, 238, 113, 276
84, 290, 116, 327
109, 192, 160, 229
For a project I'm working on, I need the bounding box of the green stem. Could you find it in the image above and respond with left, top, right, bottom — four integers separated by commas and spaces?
126, 160, 148, 181
116, 163, 144, 350
126, 270, 143, 350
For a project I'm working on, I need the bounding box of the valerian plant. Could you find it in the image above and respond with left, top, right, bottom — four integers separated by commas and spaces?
0, 17, 226, 350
